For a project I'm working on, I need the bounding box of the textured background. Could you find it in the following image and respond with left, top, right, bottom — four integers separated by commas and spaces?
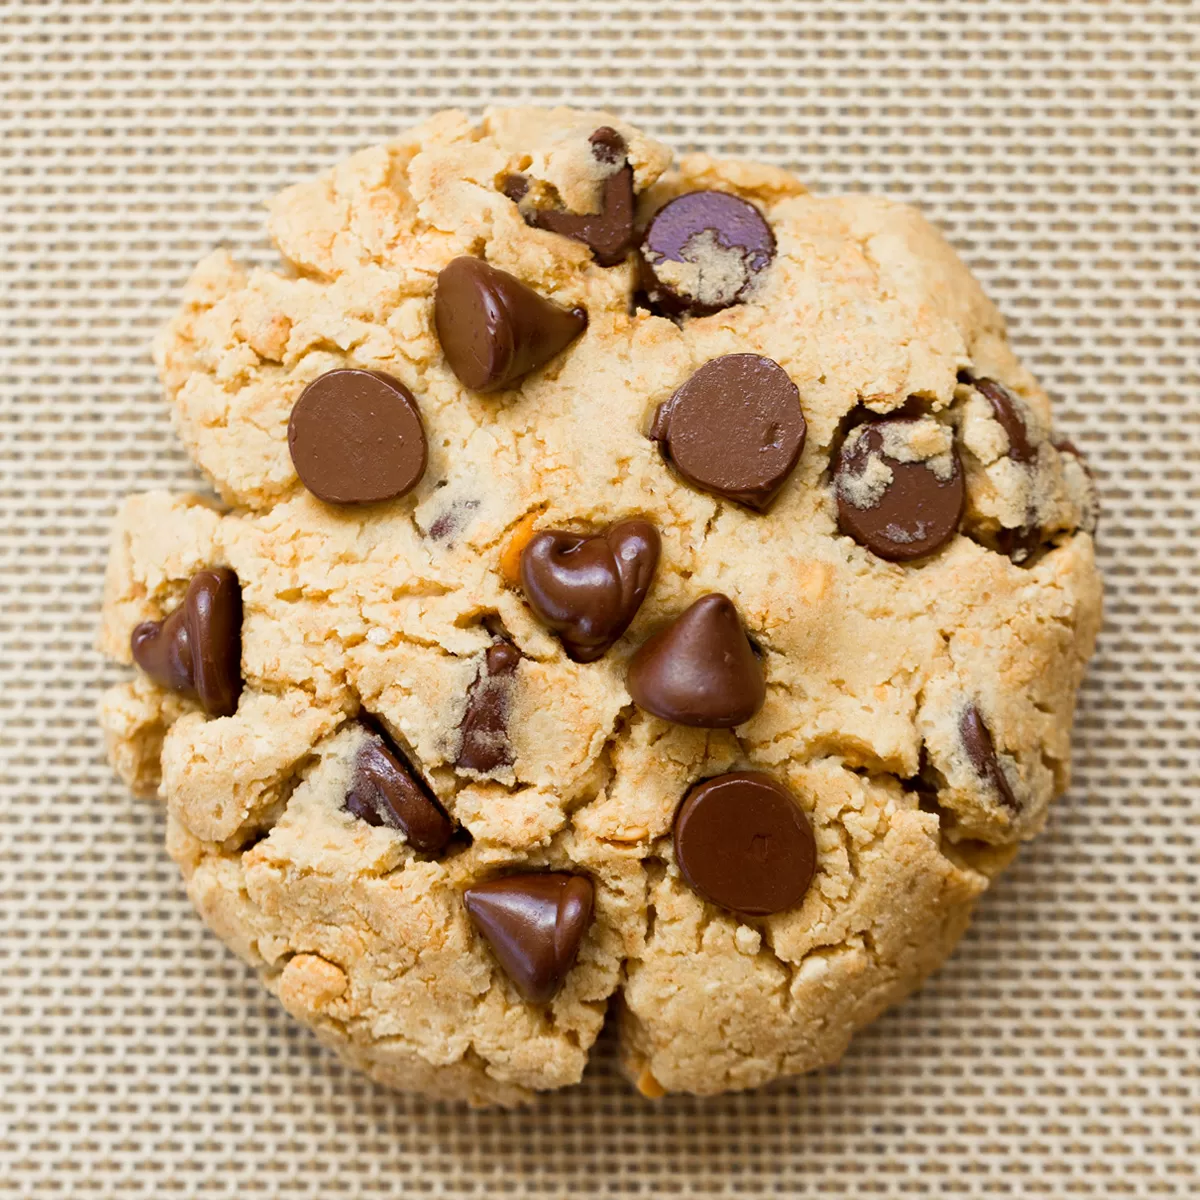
1, 0, 1197, 1194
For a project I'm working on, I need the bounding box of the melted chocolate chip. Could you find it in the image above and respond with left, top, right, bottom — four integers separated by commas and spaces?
520, 519, 660, 662
287, 369, 427, 505
523, 128, 635, 267
641, 190, 775, 316
464, 872, 594, 1004
833, 416, 965, 562
651, 354, 806, 512
131, 568, 243, 718
959, 704, 1020, 811
673, 772, 815, 916
456, 641, 521, 772
434, 257, 587, 393
345, 727, 454, 854
626, 593, 765, 728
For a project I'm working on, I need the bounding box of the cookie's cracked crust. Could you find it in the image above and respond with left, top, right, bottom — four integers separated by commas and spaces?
98, 106, 1101, 1106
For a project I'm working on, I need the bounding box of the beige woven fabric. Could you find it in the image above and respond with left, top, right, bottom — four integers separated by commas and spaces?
1, 0, 1196, 1193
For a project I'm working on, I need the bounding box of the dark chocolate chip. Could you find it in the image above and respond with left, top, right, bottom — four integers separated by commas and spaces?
287, 369, 427, 505
345, 726, 454, 854
641, 190, 775, 316
970, 376, 1036, 464
434, 257, 587, 393
464, 872, 594, 1004
501, 174, 529, 203
995, 523, 1043, 563
524, 129, 635, 267
131, 568, 243, 718
834, 416, 965, 562
456, 640, 521, 772
626, 593, 765, 728
959, 705, 1019, 811
673, 771, 815, 916
520, 519, 660, 663
651, 354, 806, 512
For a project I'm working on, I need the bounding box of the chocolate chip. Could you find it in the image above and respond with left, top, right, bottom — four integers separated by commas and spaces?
626, 593, 765, 728
673, 771, 815, 916
464, 872, 594, 1004
434, 257, 587, 393
131, 568, 243, 718
959, 705, 1019, 811
519, 519, 660, 663
523, 128, 635, 267
501, 174, 529, 203
640, 190, 775, 316
287, 369, 427, 505
834, 415, 965, 562
651, 355, 806, 512
963, 373, 1036, 464
456, 640, 521, 772
344, 726, 454, 854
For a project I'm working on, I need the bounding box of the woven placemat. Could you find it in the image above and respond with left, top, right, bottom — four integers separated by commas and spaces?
1, 0, 1196, 1194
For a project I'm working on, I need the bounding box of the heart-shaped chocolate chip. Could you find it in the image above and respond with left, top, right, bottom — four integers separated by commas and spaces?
519, 519, 660, 662
626, 593, 765, 728
130, 568, 243, 717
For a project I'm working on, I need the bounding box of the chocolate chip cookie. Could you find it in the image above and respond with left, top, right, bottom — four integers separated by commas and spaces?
99, 106, 1101, 1106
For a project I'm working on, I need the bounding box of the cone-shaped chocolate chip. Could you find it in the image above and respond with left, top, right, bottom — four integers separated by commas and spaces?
435, 257, 587, 393
287, 369, 427, 505
464, 872, 594, 1004
131, 568, 243, 718
456, 640, 522, 772
651, 354, 805, 511
345, 727, 454, 854
627, 593, 765, 727
520, 519, 660, 662
641, 190, 775, 316
959, 705, 1020, 811
673, 771, 815, 916
834, 416, 965, 562
524, 128, 636, 267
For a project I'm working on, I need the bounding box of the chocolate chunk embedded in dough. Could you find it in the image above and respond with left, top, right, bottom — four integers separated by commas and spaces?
457, 641, 522, 772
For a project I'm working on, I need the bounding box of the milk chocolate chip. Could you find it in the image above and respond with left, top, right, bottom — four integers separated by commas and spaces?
834, 415, 965, 562
651, 355, 805, 512
464, 872, 594, 1004
641, 191, 775, 315
626, 593, 765, 728
519, 519, 660, 662
521, 128, 636, 267
959, 705, 1020, 811
673, 772, 815, 916
287, 369, 427, 505
345, 727, 454, 854
434, 257, 587, 392
456, 641, 521, 772
131, 568, 243, 718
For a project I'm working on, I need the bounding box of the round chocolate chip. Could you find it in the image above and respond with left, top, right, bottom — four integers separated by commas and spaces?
626, 593, 765, 728
131, 568, 243, 718
651, 354, 806, 512
464, 872, 594, 1004
520, 519, 660, 662
971, 376, 1036, 464
833, 416, 965, 562
287, 369, 427, 505
641, 190, 775, 316
434, 257, 587, 393
673, 772, 815, 916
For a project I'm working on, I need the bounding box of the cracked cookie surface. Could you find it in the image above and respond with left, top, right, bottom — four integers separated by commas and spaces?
99, 106, 1101, 1106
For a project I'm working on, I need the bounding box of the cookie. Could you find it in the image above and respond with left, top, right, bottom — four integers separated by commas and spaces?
99, 106, 1102, 1107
